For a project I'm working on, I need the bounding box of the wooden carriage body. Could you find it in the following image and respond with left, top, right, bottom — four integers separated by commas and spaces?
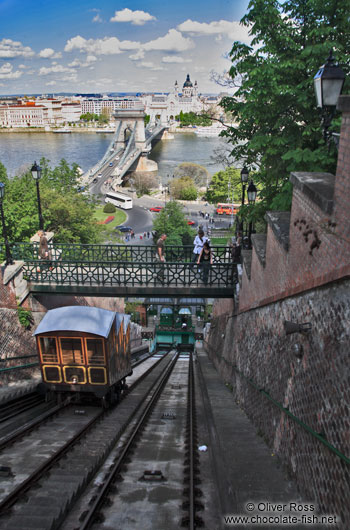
33, 306, 131, 398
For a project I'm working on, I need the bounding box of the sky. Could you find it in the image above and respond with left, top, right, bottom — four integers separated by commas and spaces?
0, 0, 251, 95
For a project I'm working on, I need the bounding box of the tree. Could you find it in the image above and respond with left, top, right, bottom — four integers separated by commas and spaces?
152, 201, 194, 246
0, 159, 101, 243
131, 172, 157, 196
206, 167, 242, 204
80, 112, 98, 122
175, 111, 212, 127
175, 162, 209, 187
170, 176, 198, 201
220, 0, 350, 222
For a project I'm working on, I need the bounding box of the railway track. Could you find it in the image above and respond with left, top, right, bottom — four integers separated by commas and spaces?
0, 392, 45, 424
64, 351, 203, 530
0, 352, 173, 529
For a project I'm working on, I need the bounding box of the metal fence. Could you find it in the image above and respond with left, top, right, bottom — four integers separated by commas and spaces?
1, 243, 232, 264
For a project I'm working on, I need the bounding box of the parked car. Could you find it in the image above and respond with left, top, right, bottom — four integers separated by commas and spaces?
92, 177, 98, 183
109, 162, 113, 167
115, 225, 132, 233
186, 220, 195, 225
97, 173, 103, 178
149, 206, 163, 212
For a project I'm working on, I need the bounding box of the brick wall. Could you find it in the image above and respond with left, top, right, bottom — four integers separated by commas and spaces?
239, 96, 350, 312
207, 279, 350, 528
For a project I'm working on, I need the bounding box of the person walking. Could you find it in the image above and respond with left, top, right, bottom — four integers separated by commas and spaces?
197, 241, 213, 284
192, 229, 208, 266
156, 233, 167, 281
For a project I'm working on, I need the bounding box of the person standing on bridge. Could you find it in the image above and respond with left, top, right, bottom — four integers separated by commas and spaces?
191, 229, 208, 267
156, 234, 167, 281
197, 241, 213, 285
37, 230, 51, 272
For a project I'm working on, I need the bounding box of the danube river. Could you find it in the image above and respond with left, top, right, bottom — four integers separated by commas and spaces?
0, 131, 228, 182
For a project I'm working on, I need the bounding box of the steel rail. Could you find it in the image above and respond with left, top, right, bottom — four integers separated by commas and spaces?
0, 352, 170, 515
0, 393, 44, 424
79, 350, 180, 530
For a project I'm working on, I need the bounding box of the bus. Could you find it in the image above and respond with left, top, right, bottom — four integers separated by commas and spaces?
216, 203, 240, 215
105, 191, 133, 210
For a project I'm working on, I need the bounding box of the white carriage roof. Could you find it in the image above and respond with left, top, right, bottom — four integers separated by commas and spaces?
33, 306, 126, 338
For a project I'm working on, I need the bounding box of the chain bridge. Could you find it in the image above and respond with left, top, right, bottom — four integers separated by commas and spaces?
4, 243, 236, 298
84, 106, 169, 187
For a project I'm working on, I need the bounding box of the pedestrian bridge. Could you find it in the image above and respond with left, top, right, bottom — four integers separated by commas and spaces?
5, 243, 235, 298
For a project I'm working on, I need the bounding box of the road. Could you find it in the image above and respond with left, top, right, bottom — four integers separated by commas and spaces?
89, 178, 233, 242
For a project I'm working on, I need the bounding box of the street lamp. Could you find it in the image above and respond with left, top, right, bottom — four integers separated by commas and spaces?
31, 161, 44, 230
314, 49, 345, 144
247, 180, 257, 249
0, 182, 14, 266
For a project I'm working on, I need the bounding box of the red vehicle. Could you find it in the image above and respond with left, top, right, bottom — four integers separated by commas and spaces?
216, 203, 239, 215
150, 206, 163, 212
187, 220, 195, 225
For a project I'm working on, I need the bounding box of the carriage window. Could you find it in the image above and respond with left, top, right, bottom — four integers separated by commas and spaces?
39, 337, 58, 363
86, 339, 105, 365
60, 338, 84, 364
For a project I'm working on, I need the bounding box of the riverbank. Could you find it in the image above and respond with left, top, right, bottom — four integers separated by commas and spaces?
0, 127, 109, 134
0, 125, 197, 134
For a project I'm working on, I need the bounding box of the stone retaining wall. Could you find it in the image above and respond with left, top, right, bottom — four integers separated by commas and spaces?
206, 279, 350, 527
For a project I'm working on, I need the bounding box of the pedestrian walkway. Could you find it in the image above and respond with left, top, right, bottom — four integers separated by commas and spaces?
196, 348, 305, 529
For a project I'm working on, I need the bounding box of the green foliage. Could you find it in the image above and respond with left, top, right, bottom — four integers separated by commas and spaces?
152, 201, 194, 246
175, 162, 209, 186
220, 0, 350, 223
144, 114, 150, 125
206, 167, 242, 204
124, 301, 142, 322
175, 111, 212, 127
0, 158, 102, 244
17, 303, 33, 330
80, 112, 99, 122
103, 202, 116, 213
170, 176, 198, 201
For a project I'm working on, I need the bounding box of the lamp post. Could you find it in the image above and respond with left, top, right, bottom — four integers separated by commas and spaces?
314, 49, 345, 145
239, 166, 249, 234
31, 161, 44, 230
0, 182, 13, 266
247, 180, 257, 249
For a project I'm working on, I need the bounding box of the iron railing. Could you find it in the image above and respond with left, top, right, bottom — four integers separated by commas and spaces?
0, 243, 232, 264
22, 260, 234, 288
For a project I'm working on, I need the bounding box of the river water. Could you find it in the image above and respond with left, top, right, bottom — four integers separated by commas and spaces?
0, 131, 228, 182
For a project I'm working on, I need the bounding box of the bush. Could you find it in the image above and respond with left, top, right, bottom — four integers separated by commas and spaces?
103, 203, 116, 213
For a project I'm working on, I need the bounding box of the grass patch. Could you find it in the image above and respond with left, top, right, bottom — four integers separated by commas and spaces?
210, 237, 230, 246
94, 206, 127, 232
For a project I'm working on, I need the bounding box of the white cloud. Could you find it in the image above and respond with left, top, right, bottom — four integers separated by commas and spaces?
135, 61, 164, 71
68, 55, 97, 68
18, 64, 29, 69
0, 62, 23, 79
64, 35, 139, 55
162, 55, 191, 64
110, 8, 156, 25
0, 38, 35, 58
177, 19, 251, 43
46, 80, 57, 86
129, 49, 145, 61
38, 47, 62, 59
39, 64, 76, 76
92, 14, 102, 23
61, 73, 78, 82
143, 29, 194, 52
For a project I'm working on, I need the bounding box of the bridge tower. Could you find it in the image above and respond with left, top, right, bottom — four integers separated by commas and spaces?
113, 107, 147, 152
